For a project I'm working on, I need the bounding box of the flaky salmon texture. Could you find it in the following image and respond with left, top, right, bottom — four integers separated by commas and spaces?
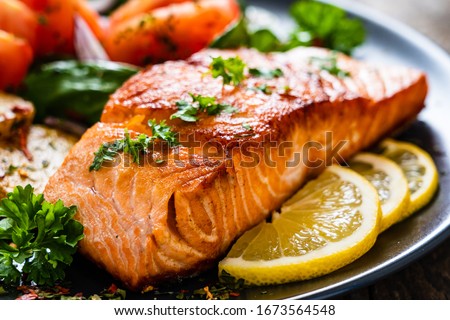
44, 47, 427, 291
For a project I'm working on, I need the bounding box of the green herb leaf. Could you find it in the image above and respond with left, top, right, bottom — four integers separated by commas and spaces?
90, 121, 178, 172
283, 30, 314, 50
191, 94, 217, 113
249, 67, 284, 79
310, 53, 351, 78
242, 123, 253, 131
171, 100, 199, 122
21, 61, 139, 125
123, 131, 154, 164
192, 94, 238, 115
249, 29, 282, 53
211, 56, 246, 86
89, 139, 124, 172
218, 104, 239, 115
171, 94, 238, 123
148, 120, 179, 146
210, 17, 250, 49
0, 255, 20, 285
0, 185, 82, 286
290, 0, 365, 54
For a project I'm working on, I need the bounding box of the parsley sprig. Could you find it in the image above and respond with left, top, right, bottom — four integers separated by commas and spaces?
171, 94, 238, 123
0, 185, 83, 286
90, 120, 178, 172
211, 56, 246, 86
89, 138, 125, 172
210, 55, 286, 92
148, 119, 179, 146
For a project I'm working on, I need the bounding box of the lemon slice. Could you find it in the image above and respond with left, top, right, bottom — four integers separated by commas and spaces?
349, 153, 410, 232
379, 139, 439, 214
219, 166, 381, 286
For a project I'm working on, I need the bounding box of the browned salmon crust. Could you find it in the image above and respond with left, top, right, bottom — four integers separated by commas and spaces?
44, 48, 427, 290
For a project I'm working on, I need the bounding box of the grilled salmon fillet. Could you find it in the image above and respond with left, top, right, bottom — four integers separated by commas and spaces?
44, 47, 427, 290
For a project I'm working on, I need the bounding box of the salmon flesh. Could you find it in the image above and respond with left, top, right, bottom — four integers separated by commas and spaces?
44, 48, 427, 290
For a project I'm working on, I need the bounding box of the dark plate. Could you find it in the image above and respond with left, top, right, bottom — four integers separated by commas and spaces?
237, 0, 450, 299
2, 0, 450, 300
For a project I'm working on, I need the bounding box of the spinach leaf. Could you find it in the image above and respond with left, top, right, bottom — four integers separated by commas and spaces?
21, 61, 139, 125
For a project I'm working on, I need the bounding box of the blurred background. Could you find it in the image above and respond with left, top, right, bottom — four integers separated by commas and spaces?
355, 0, 450, 52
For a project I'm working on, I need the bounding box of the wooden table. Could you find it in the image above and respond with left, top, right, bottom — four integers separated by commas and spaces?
342, 0, 450, 299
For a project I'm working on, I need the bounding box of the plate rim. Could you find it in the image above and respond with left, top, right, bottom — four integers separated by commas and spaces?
282, 0, 450, 299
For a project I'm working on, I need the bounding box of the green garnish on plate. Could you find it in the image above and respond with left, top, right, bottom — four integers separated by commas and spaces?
171, 94, 238, 123
0, 185, 83, 286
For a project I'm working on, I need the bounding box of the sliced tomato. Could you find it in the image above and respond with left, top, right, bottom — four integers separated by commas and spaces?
0, 0, 38, 50
104, 0, 240, 65
109, 0, 189, 27
0, 30, 33, 90
20, 0, 76, 56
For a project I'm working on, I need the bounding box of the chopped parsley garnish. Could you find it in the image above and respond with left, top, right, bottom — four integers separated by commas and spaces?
249, 67, 284, 79
123, 130, 154, 164
0, 185, 83, 286
89, 139, 124, 172
90, 120, 178, 172
172, 100, 199, 123
242, 123, 253, 131
171, 94, 238, 122
148, 119, 179, 146
210, 56, 246, 86
310, 54, 350, 78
